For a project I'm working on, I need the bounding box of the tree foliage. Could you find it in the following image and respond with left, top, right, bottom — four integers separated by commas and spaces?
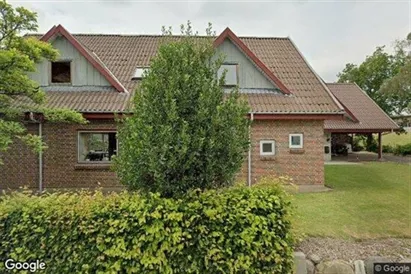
379, 35, 411, 116
115, 23, 250, 197
337, 33, 410, 115
0, 0, 85, 162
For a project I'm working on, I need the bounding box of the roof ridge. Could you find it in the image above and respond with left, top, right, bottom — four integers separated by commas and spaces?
327, 82, 356, 85
26, 32, 290, 40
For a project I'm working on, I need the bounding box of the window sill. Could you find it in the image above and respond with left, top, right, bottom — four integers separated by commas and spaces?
289, 149, 305, 154
74, 163, 112, 170
260, 155, 276, 161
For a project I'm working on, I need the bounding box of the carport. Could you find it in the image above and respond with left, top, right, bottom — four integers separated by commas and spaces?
324, 83, 399, 161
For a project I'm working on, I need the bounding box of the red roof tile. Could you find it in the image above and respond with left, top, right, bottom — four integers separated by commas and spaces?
25, 28, 345, 115
325, 83, 399, 131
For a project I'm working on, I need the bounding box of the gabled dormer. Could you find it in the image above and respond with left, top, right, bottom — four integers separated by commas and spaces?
29, 25, 127, 93
213, 28, 291, 94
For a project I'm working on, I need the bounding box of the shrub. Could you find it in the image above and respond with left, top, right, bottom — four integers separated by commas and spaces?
0, 186, 294, 273
114, 23, 250, 197
393, 143, 411, 156
352, 135, 364, 151
382, 144, 394, 153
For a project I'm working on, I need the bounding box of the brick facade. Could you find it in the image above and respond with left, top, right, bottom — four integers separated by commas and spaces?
238, 119, 325, 185
1, 120, 121, 190
1, 119, 325, 190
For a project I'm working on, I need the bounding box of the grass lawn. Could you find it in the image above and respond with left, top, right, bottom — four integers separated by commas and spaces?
293, 162, 411, 239
382, 132, 410, 146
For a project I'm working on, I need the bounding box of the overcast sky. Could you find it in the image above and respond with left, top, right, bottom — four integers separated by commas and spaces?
10, 0, 411, 82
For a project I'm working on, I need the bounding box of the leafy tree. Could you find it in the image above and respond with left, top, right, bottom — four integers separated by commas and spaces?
379, 34, 411, 116
0, 0, 85, 163
337, 46, 405, 114
115, 23, 250, 197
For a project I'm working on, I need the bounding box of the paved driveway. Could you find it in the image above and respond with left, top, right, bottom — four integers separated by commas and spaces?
332, 151, 411, 164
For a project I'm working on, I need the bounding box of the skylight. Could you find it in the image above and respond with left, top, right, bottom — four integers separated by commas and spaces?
132, 67, 149, 80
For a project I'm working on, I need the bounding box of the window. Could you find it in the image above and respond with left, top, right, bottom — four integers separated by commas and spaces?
51, 61, 71, 83
78, 132, 117, 163
132, 67, 149, 80
260, 140, 275, 156
289, 133, 303, 149
217, 64, 238, 86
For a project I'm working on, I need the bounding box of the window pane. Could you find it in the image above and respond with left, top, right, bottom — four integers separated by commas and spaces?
132, 67, 149, 80
262, 143, 273, 153
79, 132, 117, 162
52, 61, 71, 83
291, 136, 301, 146
218, 64, 237, 86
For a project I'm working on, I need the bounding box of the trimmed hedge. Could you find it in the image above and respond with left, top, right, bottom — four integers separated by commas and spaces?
0, 186, 294, 273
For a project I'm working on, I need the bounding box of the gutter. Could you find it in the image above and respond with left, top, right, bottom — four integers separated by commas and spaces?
28, 112, 44, 193
248, 113, 254, 187
39, 122, 43, 193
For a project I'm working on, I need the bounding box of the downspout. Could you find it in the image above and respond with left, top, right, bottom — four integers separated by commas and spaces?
38, 122, 43, 193
248, 113, 254, 187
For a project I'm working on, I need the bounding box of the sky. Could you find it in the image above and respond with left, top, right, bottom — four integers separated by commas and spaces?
9, 0, 411, 82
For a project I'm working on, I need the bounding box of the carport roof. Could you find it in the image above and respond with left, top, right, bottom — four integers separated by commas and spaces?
324, 83, 399, 132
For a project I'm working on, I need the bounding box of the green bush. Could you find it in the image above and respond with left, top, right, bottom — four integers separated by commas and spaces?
393, 143, 411, 156
352, 135, 364, 151
0, 186, 294, 273
382, 144, 394, 153
114, 23, 250, 197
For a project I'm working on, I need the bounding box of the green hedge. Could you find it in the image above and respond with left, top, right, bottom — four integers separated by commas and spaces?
382, 143, 411, 156
393, 143, 411, 156
0, 186, 294, 273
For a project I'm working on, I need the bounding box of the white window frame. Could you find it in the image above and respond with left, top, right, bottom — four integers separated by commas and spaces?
77, 130, 118, 164
218, 63, 238, 86
132, 67, 149, 80
289, 133, 304, 149
260, 140, 275, 156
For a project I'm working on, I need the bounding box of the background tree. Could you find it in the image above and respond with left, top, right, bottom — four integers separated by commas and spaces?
337, 33, 410, 149
337, 45, 405, 114
115, 22, 250, 197
379, 33, 411, 117
0, 0, 85, 162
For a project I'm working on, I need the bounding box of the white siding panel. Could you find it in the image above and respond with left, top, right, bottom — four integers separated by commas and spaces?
29, 36, 111, 87
214, 39, 276, 89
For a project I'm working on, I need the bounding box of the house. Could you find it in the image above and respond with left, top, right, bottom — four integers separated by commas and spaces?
0, 25, 398, 191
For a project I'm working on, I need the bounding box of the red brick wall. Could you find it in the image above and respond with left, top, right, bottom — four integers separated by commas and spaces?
0, 120, 121, 190
0, 123, 39, 190
238, 120, 325, 185
1, 119, 325, 190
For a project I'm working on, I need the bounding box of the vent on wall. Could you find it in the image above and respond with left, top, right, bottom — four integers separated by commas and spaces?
132, 67, 149, 80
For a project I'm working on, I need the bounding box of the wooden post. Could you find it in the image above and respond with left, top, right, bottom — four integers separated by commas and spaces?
378, 132, 382, 160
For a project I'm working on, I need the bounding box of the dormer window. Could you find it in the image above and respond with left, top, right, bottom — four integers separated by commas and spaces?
132, 67, 149, 80
218, 64, 238, 86
51, 61, 71, 83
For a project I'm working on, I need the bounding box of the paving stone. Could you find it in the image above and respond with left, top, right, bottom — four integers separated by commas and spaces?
294, 252, 307, 274
306, 259, 315, 274
308, 253, 322, 265
316, 260, 354, 274
354, 260, 366, 274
